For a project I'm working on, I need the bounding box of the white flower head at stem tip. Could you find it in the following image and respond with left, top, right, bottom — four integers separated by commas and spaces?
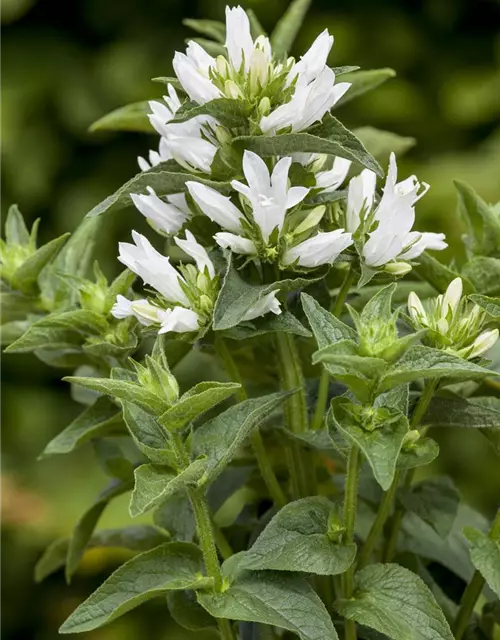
282, 229, 353, 268
157, 306, 201, 334
241, 291, 282, 322
130, 187, 190, 235
174, 229, 215, 278
469, 329, 499, 359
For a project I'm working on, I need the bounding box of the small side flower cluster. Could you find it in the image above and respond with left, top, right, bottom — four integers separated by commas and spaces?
408, 277, 499, 359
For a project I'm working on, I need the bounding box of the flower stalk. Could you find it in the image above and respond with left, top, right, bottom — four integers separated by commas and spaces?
342, 444, 361, 640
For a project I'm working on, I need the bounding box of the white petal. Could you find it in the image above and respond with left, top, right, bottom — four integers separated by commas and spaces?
286, 186, 310, 208
166, 136, 217, 174
187, 181, 244, 233
315, 157, 352, 192
398, 232, 447, 260
242, 150, 271, 195
282, 229, 353, 267
131, 187, 189, 235
158, 306, 201, 334
137, 156, 151, 172
469, 329, 499, 358
185, 41, 216, 74
111, 295, 135, 319
443, 277, 463, 315
225, 6, 254, 71
407, 292, 427, 325
174, 230, 215, 278
214, 232, 257, 255
241, 291, 282, 321
346, 169, 377, 232
287, 30, 334, 87
173, 51, 221, 104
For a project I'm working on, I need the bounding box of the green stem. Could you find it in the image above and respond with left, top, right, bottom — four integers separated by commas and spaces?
215, 337, 287, 508
453, 509, 500, 640
311, 266, 356, 431
357, 470, 400, 569
384, 379, 438, 561
169, 433, 234, 640
274, 332, 311, 497
342, 445, 361, 640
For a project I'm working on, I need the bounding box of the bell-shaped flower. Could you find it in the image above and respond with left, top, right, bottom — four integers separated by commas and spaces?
293, 153, 351, 193
286, 30, 334, 88
173, 42, 221, 104
138, 137, 172, 172
282, 229, 353, 268
241, 291, 282, 321
260, 67, 351, 134
407, 277, 499, 359
346, 153, 447, 272
130, 188, 191, 235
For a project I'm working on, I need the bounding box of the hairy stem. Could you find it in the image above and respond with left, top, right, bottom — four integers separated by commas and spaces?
215, 337, 287, 508
453, 509, 500, 640
342, 444, 361, 640
384, 379, 438, 561
170, 432, 234, 640
311, 266, 355, 431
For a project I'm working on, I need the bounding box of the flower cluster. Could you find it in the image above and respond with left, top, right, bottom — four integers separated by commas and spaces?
408, 277, 499, 359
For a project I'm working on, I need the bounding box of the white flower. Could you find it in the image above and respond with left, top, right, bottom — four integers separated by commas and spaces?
347, 153, 447, 269
131, 188, 190, 235
261, 67, 351, 134
225, 6, 257, 72
118, 231, 189, 305
164, 116, 220, 174
147, 85, 182, 137
286, 30, 334, 88
241, 291, 282, 321
174, 229, 215, 278
157, 306, 201, 334
111, 295, 163, 326
214, 232, 257, 255
469, 329, 499, 358
282, 229, 353, 268
137, 137, 172, 172
292, 154, 351, 193
187, 181, 245, 233
173, 42, 221, 104
231, 151, 309, 241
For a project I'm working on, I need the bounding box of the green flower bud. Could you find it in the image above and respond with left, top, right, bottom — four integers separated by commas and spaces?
136, 356, 179, 406
384, 261, 412, 276
258, 96, 271, 117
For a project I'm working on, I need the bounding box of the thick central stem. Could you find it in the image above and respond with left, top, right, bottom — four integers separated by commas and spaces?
342, 444, 361, 640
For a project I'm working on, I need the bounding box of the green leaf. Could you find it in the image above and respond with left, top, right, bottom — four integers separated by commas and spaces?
198, 568, 338, 640
396, 436, 439, 470
154, 492, 195, 541
159, 381, 240, 431
399, 477, 459, 538
455, 181, 500, 257
193, 391, 294, 485
4, 204, 30, 245
41, 397, 122, 457
60, 542, 212, 634
378, 346, 495, 392
414, 253, 473, 295
5, 319, 87, 353
462, 257, 500, 295
301, 292, 357, 347
235, 114, 382, 176
172, 98, 253, 128
375, 384, 409, 415
335, 563, 454, 640
463, 527, 500, 598
359, 282, 396, 325
66, 479, 133, 582
353, 127, 416, 165
121, 400, 175, 465
183, 18, 225, 42
330, 398, 408, 490
469, 294, 500, 319
86, 160, 231, 218
223, 310, 312, 340
89, 101, 152, 134
130, 459, 207, 517
339, 68, 396, 105
423, 396, 500, 429
213, 258, 323, 331
64, 375, 167, 416
35, 526, 168, 582
167, 590, 217, 632
11, 233, 70, 295
0, 319, 33, 346
270, 0, 312, 58
241, 496, 356, 575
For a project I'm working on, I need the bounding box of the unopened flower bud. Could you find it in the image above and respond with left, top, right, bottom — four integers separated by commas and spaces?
215, 125, 232, 147
469, 328, 499, 358
216, 55, 230, 78
224, 79, 243, 100
310, 154, 329, 173
258, 96, 271, 117
199, 294, 213, 314
384, 261, 412, 276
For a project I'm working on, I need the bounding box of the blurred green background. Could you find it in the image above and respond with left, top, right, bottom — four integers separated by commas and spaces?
2, 0, 500, 638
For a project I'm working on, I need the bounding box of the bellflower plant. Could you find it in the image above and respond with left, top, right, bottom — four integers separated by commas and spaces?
3, 3, 500, 640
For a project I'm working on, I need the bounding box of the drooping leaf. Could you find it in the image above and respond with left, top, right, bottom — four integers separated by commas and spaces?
353, 127, 416, 165
241, 496, 356, 575
89, 101, 152, 134
335, 563, 454, 640
66, 479, 133, 582
154, 491, 196, 542
270, 0, 313, 58
193, 391, 294, 485
86, 160, 231, 218
167, 590, 217, 632
455, 181, 500, 257
11, 233, 70, 295
222, 310, 312, 340
378, 346, 495, 392
35, 526, 168, 582
330, 398, 408, 490
462, 257, 500, 296
399, 477, 460, 538
339, 68, 396, 105
198, 566, 338, 640
423, 396, 500, 429
235, 114, 382, 176
129, 459, 207, 517
301, 292, 357, 347
41, 397, 123, 457
159, 381, 240, 431
396, 436, 440, 470
60, 543, 212, 634
463, 526, 500, 598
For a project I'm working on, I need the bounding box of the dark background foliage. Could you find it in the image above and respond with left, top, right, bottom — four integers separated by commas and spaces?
2, 0, 500, 637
